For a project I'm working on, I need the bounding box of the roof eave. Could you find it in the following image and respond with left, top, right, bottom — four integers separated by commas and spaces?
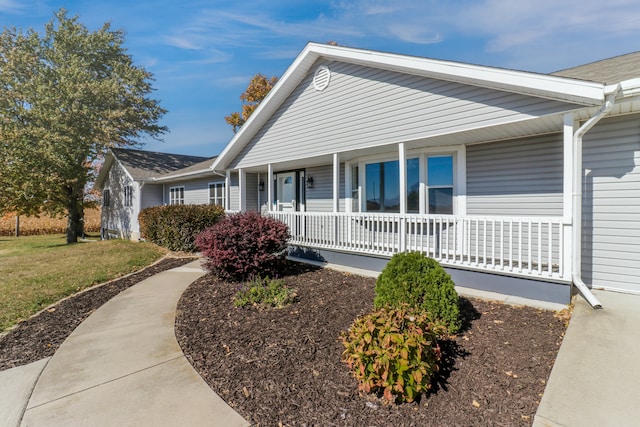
153, 168, 215, 182
94, 150, 115, 189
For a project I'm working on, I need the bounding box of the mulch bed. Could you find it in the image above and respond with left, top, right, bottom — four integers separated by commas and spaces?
0, 256, 196, 371
176, 261, 568, 427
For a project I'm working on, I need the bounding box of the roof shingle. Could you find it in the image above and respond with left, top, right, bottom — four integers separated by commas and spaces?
111, 148, 210, 180
551, 51, 640, 84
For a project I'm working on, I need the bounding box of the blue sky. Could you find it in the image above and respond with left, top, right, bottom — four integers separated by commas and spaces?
2, 1, 640, 157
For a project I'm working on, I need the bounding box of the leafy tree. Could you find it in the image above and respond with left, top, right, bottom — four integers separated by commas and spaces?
0, 9, 167, 243
225, 73, 278, 133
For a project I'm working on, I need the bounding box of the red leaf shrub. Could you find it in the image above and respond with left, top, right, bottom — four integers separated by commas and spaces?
195, 211, 290, 281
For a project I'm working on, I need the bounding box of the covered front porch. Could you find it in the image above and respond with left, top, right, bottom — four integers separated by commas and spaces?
225, 111, 583, 297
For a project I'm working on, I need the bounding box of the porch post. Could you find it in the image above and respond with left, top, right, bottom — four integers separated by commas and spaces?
239, 168, 246, 212
333, 153, 340, 246
399, 142, 407, 252
419, 153, 426, 214
456, 145, 467, 216
333, 153, 339, 213
267, 163, 274, 212
562, 113, 575, 281
399, 142, 407, 214
345, 160, 352, 213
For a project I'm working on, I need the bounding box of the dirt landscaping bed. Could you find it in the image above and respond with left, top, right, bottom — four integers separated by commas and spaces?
0, 256, 196, 371
176, 261, 568, 426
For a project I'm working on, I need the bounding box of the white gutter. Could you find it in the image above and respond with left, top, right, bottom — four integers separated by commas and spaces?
152, 169, 211, 182
572, 84, 621, 309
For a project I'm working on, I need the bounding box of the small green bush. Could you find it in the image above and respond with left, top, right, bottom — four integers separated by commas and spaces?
341, 305, 447, 403
234, 277, 296, 309
375, 252, 461, 334
138, 204, 225, 252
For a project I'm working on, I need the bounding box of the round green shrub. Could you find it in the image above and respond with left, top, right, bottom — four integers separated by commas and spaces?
374, 252, 461, 334
341, 304, 446, 403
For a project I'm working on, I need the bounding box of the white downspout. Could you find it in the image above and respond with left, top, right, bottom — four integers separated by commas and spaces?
572, 84, 620, 309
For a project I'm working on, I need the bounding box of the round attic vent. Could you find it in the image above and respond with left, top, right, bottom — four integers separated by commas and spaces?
313, 65, 331, 91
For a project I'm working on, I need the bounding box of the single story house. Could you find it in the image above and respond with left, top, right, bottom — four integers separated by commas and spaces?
211, 43, 640, 307
95, 148, 223, 240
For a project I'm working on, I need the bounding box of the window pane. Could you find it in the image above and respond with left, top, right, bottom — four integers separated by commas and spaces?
382, 160, 399, 212
428, 188, 453, 214
351, 165, 359, 212
365, 163, 381, 211
428, 156, 453, 186
407, 158, 419, 213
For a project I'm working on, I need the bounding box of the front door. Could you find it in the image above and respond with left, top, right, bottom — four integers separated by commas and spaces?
275, 170, 305, 211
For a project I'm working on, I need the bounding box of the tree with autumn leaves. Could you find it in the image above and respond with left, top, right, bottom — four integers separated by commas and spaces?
0, 9, 167, 243
225, 74, 278, 133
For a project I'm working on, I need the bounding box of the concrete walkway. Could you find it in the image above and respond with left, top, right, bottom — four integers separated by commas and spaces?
534, 289, 640, 427
12, 260, 248, 427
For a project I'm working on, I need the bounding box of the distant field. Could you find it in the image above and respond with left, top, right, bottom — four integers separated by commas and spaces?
0, 208, 101, 236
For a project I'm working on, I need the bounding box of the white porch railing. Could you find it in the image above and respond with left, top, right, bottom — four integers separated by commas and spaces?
267, 211, 566, 281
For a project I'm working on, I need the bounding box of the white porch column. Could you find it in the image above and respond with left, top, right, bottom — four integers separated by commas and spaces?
333, 153, 340, 213
267, 164, 274, 212
562, 113, 575, 281
398, 143, 407, 252
419, 153, 426, 214
456, 145, 467, 216
238, 168, 246, 212
344, 161, 352, 213
225, 171, 231, 210
399, 142, 407, 214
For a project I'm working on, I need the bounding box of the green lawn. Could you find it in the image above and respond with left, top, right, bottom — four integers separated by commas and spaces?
0, 234, 167, 331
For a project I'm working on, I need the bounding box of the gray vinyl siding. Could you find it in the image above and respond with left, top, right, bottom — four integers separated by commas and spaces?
230, 60, 578, 169
163, 178, 213, 205
141, 184, 163, 209
246, 173, 259, 211
229, 172, 240, 211
304, 164, 346, 212
466, 134, 563, 217
582, 114, 640, 293
305, 165, 333, 212
101, 161, 136, 238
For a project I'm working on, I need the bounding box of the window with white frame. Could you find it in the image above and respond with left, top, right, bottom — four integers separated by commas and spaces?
362, 158, 419, 213
355, 150, 457, 214
365, 160, 400, 212
209, 182, 225, 208
350, 165, 359, 212
124, 185, 133, 207
102, 189, 110, 207
426, 155, 454, 214
169, 186, 184, 205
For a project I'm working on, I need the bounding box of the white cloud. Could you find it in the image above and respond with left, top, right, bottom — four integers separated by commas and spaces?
388, 24, 442, 45
0, 0, 23, 13
449, 0, 640, 69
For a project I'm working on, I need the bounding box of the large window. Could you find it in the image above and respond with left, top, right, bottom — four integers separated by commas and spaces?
427, 155, 453, 214
124, 185, 133, 207
365, 160, 399, 212
169, 186, 184, 205
209, 182, 225, 207
363, 158, 419, 213
357, 152, 456, 214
